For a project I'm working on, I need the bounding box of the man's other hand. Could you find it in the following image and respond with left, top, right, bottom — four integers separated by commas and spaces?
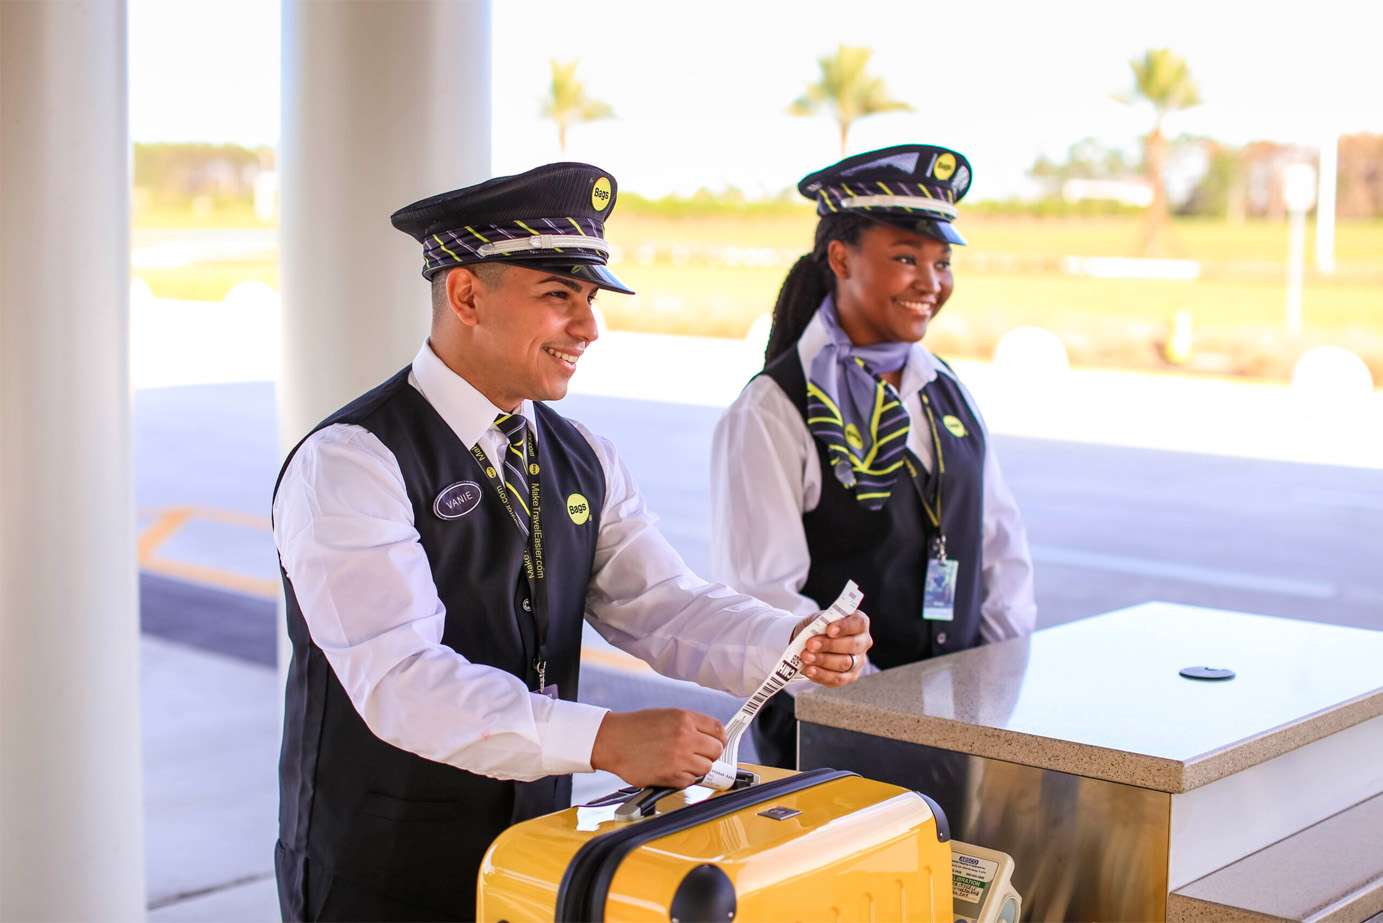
590, 708, 726, 789
791, 609, 873, 687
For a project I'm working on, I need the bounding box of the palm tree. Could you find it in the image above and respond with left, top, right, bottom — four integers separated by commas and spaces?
790, 45, 912, 156
1117, 49, 1201, 254
540, 59, 614, 154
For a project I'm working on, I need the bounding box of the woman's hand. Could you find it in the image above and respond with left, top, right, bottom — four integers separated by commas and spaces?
791, 610, 872, 687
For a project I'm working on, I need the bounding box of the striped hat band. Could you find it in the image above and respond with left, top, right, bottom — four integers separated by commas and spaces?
423, 216, 609, 274
816, 182, 958, 220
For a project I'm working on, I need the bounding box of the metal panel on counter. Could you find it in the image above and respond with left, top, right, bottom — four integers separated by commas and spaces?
800, 722, 1172, 923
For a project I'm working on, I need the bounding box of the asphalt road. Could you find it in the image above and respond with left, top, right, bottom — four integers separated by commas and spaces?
134, 383, 1383, 674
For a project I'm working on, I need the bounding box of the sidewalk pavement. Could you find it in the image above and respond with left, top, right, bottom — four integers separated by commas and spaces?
133, 295, 1383, 469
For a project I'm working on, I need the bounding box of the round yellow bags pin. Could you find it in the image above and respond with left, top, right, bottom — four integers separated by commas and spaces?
566, 493, 590, 525
933, 153, 957, 181
942, 414, 967, 438
591, 177, 612, 211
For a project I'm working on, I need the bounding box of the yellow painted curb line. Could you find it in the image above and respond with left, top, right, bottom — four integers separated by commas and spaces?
138, 505, 278, 600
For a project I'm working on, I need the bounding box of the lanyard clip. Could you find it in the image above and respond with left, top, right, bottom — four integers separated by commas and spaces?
536, 658, 547, 692
934, 534, 948, 562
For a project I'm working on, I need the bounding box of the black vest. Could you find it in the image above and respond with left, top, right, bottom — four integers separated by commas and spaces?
762, 348, 986, 665
272, 367, 605, 920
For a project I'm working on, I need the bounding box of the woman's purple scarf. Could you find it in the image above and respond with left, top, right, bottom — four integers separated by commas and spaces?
807, 296, 912, 493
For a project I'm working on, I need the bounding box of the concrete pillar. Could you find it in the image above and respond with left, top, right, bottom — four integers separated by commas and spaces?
0, 2, 146, 920
278, 0, 491, 681
279, 0, 492, 446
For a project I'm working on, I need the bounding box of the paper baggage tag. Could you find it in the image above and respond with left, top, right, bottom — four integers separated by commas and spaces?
923, 557, 958, 621
701, 581, 864, 790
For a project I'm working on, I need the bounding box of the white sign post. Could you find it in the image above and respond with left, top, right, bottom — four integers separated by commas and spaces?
1283, 163, 1316, 337
1316, 135, 1338, 274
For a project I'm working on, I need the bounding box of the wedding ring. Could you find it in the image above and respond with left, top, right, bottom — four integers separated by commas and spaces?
847, 653, 857, 672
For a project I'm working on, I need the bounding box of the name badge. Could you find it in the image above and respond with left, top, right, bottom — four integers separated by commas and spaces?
923, 558, 959, 621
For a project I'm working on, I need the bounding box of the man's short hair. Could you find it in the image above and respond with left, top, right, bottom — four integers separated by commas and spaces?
431, 263, 508, 318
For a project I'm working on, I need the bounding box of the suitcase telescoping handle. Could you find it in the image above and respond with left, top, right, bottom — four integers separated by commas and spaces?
612, 786, 677, 820
613, 769, 759, 820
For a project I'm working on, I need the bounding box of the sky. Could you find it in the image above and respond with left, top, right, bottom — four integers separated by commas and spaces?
130, 0, 1383, 199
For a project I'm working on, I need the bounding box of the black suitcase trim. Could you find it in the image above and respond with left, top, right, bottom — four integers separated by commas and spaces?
913, 790, 950, 842
555, 767, 856, 922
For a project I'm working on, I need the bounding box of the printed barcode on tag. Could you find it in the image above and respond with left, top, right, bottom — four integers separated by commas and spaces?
701, 581, 861, 791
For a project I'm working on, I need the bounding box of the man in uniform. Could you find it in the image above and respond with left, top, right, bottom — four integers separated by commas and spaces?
271, 162, 874, 921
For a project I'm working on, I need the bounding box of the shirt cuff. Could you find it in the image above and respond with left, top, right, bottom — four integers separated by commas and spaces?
535, 697, 610, 776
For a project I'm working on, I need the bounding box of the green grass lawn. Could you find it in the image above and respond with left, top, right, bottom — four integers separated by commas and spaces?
137, 260, 280, 302
133, 213, 1383, 382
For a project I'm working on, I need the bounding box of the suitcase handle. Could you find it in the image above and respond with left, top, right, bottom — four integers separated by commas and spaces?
613, 786, 677, 820
613, 769, 760, 820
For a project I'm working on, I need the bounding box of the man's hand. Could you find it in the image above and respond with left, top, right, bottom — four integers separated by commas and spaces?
589, 709, 726, 789
791, 609, 873, 687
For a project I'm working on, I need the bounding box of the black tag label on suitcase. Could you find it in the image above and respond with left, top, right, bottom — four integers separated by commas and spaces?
757, 806, 801, 821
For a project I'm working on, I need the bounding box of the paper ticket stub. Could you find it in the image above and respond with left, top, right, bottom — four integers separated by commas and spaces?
702, 580, 863, 790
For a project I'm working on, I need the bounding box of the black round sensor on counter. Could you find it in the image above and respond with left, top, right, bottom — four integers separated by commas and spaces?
1180, 666, 1236, 681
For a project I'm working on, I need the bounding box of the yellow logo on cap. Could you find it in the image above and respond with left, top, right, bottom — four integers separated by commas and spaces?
591, 177, 612, 211
844, 423, 864, 451
566, 492, 591, 525
933, 153, 957, 181
942, 414, 967, 438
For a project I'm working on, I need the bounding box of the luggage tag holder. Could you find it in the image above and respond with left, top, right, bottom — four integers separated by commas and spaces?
611, 769, 758, 821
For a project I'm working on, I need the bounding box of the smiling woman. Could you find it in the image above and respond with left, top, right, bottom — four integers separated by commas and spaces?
710, 144, 1039, 768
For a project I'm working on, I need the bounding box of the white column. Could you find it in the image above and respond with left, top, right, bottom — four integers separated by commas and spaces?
277, 0, 492, 680
0, 2, 145, 921
279, 0, 492, 446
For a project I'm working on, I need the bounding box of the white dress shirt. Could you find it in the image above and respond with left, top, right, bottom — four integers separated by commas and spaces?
273, 340, 803, 783
710, 312, 1037, 650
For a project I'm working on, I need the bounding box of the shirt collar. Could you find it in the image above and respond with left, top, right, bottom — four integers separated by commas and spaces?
411, 340, 536, 448
795, 308, 940, 394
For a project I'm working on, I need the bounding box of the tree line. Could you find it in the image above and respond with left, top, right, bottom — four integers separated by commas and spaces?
134, 47, 1382, 235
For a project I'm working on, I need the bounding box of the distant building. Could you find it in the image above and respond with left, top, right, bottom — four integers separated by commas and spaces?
1337, 134, 1383, 219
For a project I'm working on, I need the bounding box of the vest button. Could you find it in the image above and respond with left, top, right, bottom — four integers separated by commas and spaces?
935, 631, 947, 646
521, 598, 532, 612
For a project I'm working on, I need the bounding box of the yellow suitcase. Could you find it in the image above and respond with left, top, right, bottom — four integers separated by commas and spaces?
477, 765, 955, 922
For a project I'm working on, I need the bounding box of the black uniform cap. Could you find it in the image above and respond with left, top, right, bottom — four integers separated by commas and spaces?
798, 144, 973, 245
391, 162, 634, 294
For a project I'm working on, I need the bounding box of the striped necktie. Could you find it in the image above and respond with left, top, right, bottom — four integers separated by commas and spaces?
493, 412, 531, 535
806, 367, 911, 511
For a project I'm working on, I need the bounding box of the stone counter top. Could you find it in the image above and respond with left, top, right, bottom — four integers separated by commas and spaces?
795, 602, 1383, 793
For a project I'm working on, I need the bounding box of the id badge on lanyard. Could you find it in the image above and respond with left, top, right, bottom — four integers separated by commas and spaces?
915, 391, 958, 621
923, 535, 958, 622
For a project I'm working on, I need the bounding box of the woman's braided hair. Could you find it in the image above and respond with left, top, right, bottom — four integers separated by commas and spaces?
762, 212, 875, 366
